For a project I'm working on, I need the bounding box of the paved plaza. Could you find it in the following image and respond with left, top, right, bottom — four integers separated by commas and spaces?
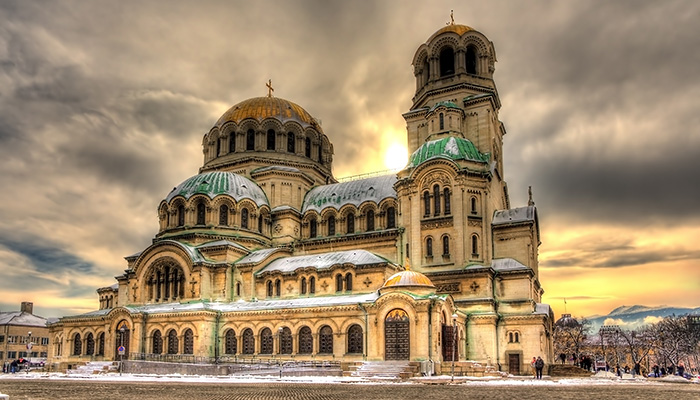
1, 378, 700, 400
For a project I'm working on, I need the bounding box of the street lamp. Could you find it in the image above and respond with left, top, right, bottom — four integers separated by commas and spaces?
278, 327, 284, 379
119, 325, 126, 376
26, 331, 32, 374
451, 313, 458, 382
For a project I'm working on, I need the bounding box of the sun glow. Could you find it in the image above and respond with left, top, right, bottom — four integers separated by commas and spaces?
384, 142, 408, 170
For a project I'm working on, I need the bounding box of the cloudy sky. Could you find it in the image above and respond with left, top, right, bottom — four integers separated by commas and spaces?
1, 0, 698, 320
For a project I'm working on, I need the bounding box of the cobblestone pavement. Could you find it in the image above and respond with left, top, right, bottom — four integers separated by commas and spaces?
1, 379, 700, 400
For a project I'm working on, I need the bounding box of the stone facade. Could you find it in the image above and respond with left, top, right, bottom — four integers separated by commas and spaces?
48, 20, 554, 375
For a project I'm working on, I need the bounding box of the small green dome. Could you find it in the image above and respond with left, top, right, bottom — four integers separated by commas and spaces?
407, 136, 489, 168
165, 171, 268, 206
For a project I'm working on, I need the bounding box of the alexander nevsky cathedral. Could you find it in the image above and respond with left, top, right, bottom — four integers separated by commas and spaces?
48, 18, 554, 375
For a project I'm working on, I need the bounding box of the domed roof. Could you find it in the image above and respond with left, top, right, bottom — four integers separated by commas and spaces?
215, 96, 318, 130
382, 270, 435, 288
165, 171, 268, 206
407, 136, 489, 168
428, 23, 474, 42
555, 313, 581, 329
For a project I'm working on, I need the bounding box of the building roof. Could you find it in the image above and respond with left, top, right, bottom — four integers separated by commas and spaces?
407, 136, 489, 168
236, 248, 285, 265
255, 249, 391, 276
491, 258, 529, 271
215, 96, 318, 130
428, 23, 474, 42
165, 171, 268, 206
492, 206, 536, 226
301, 174, 397, 213
0, 312, 48, 328
382, 270, 435, 288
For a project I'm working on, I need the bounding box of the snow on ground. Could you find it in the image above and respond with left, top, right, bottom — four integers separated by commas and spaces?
1, 372, 698, 386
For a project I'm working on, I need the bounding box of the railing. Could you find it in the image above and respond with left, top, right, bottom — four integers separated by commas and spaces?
128, 353, 341, 369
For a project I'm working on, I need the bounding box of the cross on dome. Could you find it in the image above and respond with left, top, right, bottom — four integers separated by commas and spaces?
266, 79, 274, 97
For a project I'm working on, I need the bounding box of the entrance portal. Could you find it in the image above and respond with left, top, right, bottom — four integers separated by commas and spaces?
384, 309, 410, 360
114, 320, 130, 361
508, 353, 521, 375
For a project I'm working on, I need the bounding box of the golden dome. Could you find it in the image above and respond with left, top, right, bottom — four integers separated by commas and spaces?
428, 23, 474, 42
215, 96, 318, 129
382, 270, 435, 288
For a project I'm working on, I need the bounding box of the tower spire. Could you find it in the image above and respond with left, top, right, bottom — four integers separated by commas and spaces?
528, 186, 535, 206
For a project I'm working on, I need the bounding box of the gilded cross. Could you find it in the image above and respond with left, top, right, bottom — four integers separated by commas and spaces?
266, 79, 274, 97
446, 10, 454, 25
470, 281, 480, 292
363, 277, 372, 287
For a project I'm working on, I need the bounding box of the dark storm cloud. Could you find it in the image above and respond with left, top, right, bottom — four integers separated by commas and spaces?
0, 235, 95, 275
543, 245, 700, 269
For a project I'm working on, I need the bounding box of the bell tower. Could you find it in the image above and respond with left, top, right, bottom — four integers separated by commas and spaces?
404, 17, 506, 179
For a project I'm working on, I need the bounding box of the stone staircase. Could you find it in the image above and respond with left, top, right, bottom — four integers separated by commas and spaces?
347, 361, 420, 380
66, 361, 120, 374
549, 364, 593, 377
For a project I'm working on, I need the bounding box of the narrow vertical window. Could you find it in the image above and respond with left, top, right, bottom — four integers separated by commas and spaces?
287, 132, 295, 153
275, 279, 281, 297
471, 197, 477, 214
433, 184, 441, 216
267, 281, 273, 297
423, 191, 431, 217
241, 208, 249, 229
309, 277, 316, 294
328, 215, 336, 236
439, 47, 455, 76
305, 137, 311, 157
246, 129, 255, 150
439, 113, 444, 130
387, 207, 396, 229
366, 210, 375, 231
183, 329, 193, 354
196, 202, 206, 225
442, 236, 450, 256
229, 134, 236, 154
236, 282, 241, 297
301, 277, 307, 295
426, 237, 433, 257
219, 205, 228, 226
267, 129, 276, 150
345, 273, 352, 291
471, 235, 478, 256
466, 46, 477, 74
335, 274, 343, 292
177, 204, 185, 226
258, 215, 263, 233
310, 218, 317, 238
346, 212, 355, 234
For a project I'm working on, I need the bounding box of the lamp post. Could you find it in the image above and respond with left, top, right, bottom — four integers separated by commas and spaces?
119, 325, 126, 376
451, 313, 458, 382
278, 327, 284, 379
26, 331, 32, 374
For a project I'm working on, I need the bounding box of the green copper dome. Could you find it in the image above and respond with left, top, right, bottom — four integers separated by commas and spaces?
408, 136, 489, 168
165, 171, 268, 206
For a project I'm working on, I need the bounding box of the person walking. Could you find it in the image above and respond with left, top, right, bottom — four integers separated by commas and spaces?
535, 356, 545, 379
531, 357, 537, 378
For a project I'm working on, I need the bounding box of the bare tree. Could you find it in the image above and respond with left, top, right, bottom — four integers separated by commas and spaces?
553, 316, 591, 366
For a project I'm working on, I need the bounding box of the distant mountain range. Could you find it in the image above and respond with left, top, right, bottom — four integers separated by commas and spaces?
582, 305, 700, 332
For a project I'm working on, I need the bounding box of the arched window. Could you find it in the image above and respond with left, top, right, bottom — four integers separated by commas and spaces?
346, 212, 355, 233
215, 138, 220, 157
196, 202, 206, 225
319, 326, 333, 354
366, 210, 375, 231
345, 273, 353, 291
386, 207, 396, 229
219, 205, 228, 226
424, 58, 430, 83
224, 329, 237, 354
229, 134, 236, 154
423, 191, 431, 217
85, 333, 94, 356
167, 330, 178, 354
275, 279, 281, 297
152, 330, 163, 354
426, 237, 433, 257
515, 332, 520, 343
287, 132, 295, 153
444, 188, 451, 215
439, 47, 455, 76
301, 277, 307, 295
305, 137, 311, 157
267, 280, 273, 298
177, 204, 185, 226
241, 208, 249, 229
471, 235, 479, 256
309, 218, 317, 238
280, 327, 292, 354
347, 324, 363, 354
439, 113, 444, 130
298, 326, 313, 354
466, 45, 477, 74
335, 274, 343, 292
258, 215, 263, 233
242, 329, 254, 354
328, 215, 336, 236
433, 184, 441, 216
235, 282, 241, 297
267, 129, 276, 150
260, 328, 273, 354
97, 332, 105, 356
309, 277, 316, 294
183, 329, 194, 354
442, 236, 450, 256
470, 197, 478, 214
73, 333, 81, 355
246, 129, 255, 150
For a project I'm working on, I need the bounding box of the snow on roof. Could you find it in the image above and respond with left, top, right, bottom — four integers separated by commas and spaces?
165, 171, 269, 207
491, 258, 529, 271
0, 312, 48, 327
255, 249, 391, 276
196, 240, 249, 252
492, 206, 536, 226
252, 166, 303, 174
236, 248, 285, 265
535, 303, 552, 315
302, 175, 397, 213
271, 205, 300, 213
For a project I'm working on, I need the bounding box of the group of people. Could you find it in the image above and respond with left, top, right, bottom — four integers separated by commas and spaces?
651, 364, 686, 378
2, 358, 28, 373
531, 356, 545, 379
